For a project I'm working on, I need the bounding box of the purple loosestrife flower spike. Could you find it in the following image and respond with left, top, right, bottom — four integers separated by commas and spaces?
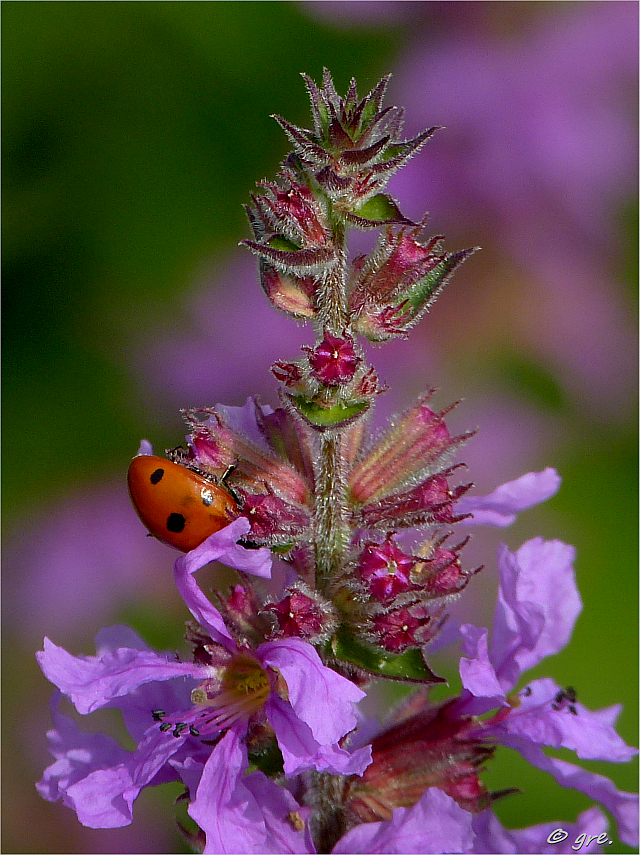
36, 70, 637, 854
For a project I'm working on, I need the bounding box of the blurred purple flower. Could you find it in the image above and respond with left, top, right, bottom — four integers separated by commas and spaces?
4, 481, 177, 647
387, 1, 638, 413
138, 254, 314, 409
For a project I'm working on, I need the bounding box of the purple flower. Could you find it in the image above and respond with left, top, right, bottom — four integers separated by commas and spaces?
173, 534, 371, 776
37, 523, 371, 838
451, 537, 638, 847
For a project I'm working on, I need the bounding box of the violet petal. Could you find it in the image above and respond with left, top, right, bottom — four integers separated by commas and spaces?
472, 805, 609, 854
458, 468, 561, 527
175, 517, 272, 578
490, 538, 580, 690
332, 787, 475, 854
499, 735, 639, 848
37, 637, 206, 715
266, 695, 372, 777
258, 638, 365, 745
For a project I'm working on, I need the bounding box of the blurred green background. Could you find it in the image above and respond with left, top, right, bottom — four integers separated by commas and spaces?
3, 2, 637, 853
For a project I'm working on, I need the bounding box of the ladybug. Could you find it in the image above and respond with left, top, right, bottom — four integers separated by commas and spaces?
127, 455, 239, 552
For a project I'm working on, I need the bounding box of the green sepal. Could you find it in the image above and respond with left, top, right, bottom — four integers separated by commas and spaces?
380, 140, 415, 163
268, 235, 301, 252
325, 625, 445, 684
271, 542, 295, 555
289, 395, 369, 429
349, 193, 408, 226
404, 249, 477, 314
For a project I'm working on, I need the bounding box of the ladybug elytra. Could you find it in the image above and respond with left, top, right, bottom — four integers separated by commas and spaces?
127, 455, 239, 552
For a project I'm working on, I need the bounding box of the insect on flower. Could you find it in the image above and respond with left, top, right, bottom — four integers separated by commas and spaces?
127, 454, 239, 551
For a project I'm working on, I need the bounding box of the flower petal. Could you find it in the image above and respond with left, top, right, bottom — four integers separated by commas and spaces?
266, 695, 371, 776
457, 624, 507, 715
497, 678, 638, 763
37, 694, 130, 808
243, 772, 314, 853
458, 468, 561, 527
498, 735, 639, 848
472, 805, 609, 854
61, 724, 186, 828
135, 439, 154, 456
188, 725, 272, 855
490, 538, 580, 690
175, 516, 272, 577
215, 399, 274, 453
332, 787, 475, 854
258, 638, 365, 745
174, 560, 237, 648
37, 636, 206, 715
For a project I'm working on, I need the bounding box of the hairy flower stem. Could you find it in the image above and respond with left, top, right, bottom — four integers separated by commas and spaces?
303, 771, 349, 854
314, 432, 349, 587
318, 242, 347, 332
314, 220, 350, 587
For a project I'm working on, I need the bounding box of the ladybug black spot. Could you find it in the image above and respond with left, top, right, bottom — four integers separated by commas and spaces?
166, 512, 186, 533
150, 468, 165, 485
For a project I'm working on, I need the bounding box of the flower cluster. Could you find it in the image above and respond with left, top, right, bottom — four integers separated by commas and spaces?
37, 72, 637, 854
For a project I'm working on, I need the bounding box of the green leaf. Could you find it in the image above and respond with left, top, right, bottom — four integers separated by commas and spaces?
326, 625, 445, 684
290, 395, 368, 429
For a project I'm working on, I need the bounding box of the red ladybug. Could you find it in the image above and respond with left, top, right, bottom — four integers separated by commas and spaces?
127, 455, 238, 552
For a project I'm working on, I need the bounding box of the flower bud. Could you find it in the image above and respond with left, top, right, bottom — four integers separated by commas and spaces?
348, 394, 474, 503
307, 331, 360, 386
241, 492, 309, 543
357, 467, 472, 529
371, 604, 439, 653
263, 585, 337, 642
261, 266, 316, 319
183, 407, 310, 505
344, 703, 493, 824
358, 536, 415, 601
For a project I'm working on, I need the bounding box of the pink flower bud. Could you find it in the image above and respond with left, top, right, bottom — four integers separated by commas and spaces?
357, 467, 472, 529
261, 267, 316, 319
308, 331, 360, 386
263, 587, 335, 642
358, 537, 415, 601
241, 492, 309, 541
349, 395, 473, 503
345, 703, 493, 824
